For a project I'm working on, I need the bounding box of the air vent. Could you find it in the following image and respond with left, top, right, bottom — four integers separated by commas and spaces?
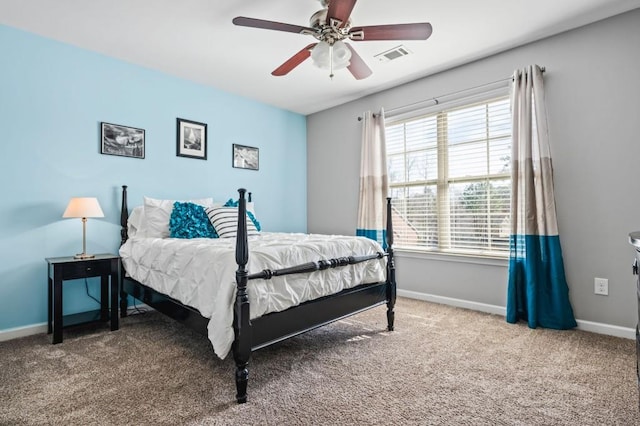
374, 45, 412, 62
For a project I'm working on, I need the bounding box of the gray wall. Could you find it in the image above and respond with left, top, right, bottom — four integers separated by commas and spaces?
307, 9, 640, 329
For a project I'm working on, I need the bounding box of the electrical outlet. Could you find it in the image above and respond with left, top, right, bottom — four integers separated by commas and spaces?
594, 277, 609, 296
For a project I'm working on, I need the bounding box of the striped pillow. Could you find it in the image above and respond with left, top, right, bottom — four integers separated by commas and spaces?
205, 206, 259, 239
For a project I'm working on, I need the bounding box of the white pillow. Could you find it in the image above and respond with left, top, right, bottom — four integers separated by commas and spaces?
127, 206, 146, 238
205, 206, 259, 239
143, 196, 214, 238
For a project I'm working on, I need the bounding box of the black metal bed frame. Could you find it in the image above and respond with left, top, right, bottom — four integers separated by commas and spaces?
119, 185, 396, 403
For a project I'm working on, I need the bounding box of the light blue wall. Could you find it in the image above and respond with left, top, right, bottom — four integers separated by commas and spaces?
0, 25, 307, 331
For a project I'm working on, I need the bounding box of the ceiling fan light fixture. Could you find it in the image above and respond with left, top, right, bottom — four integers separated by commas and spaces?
232, 0, 432, 80
310, 41, 330, 68
311, 40, 351, 71
332, 40, 352, 66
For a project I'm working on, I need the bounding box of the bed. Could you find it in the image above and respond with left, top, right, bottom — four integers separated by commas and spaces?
118, 185, 396, 403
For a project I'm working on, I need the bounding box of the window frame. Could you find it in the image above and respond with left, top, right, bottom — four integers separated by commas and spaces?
385, 86, 512, 259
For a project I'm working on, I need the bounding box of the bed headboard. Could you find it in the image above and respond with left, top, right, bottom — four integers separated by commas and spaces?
119, 185, 252, 246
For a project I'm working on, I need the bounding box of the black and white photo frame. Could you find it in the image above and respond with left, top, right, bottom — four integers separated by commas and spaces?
177, 118, 207, 160
100, 122, 145, 159
233, 144, 259, 170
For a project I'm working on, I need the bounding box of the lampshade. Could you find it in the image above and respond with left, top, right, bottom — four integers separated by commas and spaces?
63, 197, 104, 219
63, 197, 104, 259
311, 40, 352, 71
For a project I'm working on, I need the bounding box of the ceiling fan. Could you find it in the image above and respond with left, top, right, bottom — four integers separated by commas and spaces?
232, 0, 433, 80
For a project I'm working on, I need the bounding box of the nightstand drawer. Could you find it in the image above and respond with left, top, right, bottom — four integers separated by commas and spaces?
61, 260, 111, 280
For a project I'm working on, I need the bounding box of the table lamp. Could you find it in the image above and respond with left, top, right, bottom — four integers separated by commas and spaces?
63, 197, 105, 259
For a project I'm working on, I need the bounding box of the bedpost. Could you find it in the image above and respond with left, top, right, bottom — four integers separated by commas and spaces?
120, 185, 129, 318
233, 188, 251, 403
385, 197, 396, 331
120, 185, 129, 246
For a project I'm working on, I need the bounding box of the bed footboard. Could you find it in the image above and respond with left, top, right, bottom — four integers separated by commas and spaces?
231, 188, 396, 404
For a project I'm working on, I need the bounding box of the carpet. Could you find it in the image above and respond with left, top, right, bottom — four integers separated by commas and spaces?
0, 297, 637, 425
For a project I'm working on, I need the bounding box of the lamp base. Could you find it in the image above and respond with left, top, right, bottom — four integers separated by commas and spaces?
74, 253, 96, 259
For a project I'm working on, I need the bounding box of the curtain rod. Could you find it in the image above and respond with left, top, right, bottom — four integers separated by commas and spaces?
357, 66, 546, 121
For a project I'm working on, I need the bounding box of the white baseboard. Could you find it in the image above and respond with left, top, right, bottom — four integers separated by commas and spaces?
574, 319, 635, 339
397, 289, 636, 340
398, 289, 506, 316
0, 323, 48, 342
0, 304, 153, 343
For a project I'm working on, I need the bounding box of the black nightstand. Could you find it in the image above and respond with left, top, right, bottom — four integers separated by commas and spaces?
45, 253, 120, 344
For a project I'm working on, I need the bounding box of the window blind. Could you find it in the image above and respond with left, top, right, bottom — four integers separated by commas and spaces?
386, 95, 511, 256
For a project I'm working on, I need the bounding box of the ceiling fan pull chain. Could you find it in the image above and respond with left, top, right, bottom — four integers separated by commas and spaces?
329, 43, 335, 80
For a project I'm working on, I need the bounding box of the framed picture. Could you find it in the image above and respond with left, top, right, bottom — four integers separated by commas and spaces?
100, 122, 145, 159
177, 118, 207, 160
233, 144, 259, 171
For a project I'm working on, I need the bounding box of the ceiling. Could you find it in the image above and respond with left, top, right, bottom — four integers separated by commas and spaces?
1, 0, 639, 115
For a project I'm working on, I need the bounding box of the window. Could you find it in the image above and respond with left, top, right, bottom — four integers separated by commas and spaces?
386, 95, 511, 257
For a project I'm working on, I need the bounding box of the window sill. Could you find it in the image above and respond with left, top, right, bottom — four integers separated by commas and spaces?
393, 248, 509, 267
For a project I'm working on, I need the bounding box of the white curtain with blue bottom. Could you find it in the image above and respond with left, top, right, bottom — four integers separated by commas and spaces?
507, 65, 576, 329
357, 109, 388, 248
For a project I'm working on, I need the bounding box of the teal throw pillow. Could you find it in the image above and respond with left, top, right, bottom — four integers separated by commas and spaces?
169, 202, 218, 239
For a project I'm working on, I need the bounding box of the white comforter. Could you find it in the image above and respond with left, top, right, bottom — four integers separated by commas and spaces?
119, 232, 386, 358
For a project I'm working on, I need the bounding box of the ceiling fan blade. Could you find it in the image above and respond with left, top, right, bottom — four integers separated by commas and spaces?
272, 43, 317, 76
350, 23, 433, 41
327, 0, 358, 27
233, 16, 317, 35
345, 44, 372, 80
